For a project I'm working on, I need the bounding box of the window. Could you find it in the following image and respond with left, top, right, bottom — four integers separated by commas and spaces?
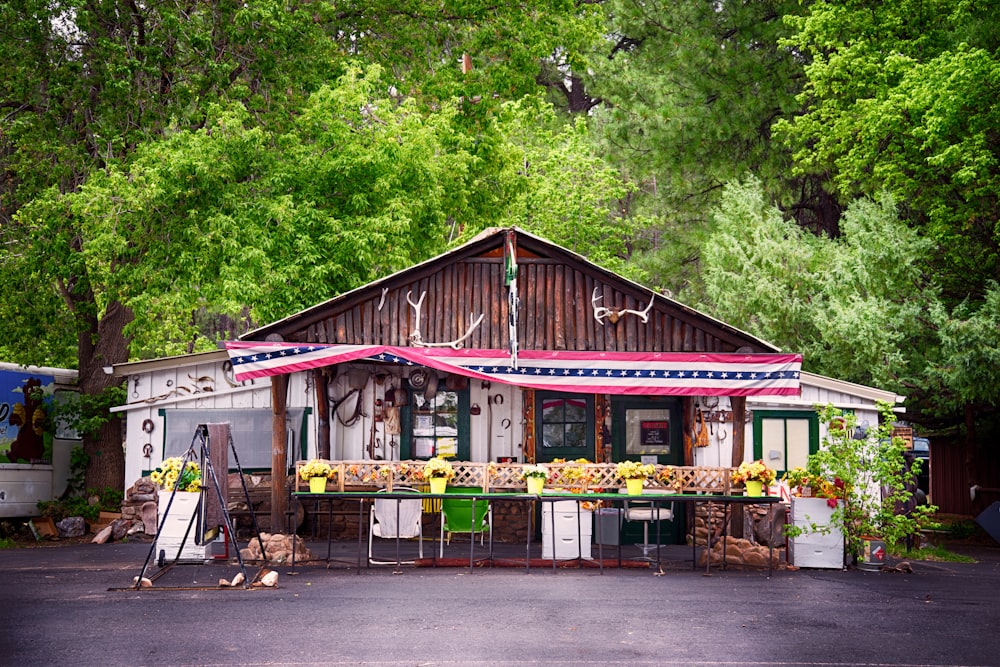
535, 392, 594, 462
158, 408, 310, 472
400, 382, 470, 460
610, 396, 683, 465
752, 410, 819, 475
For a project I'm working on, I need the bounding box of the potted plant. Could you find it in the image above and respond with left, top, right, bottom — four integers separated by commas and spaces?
808, 402, 936, 568
616, 460, 656, 495
730, 459, 776, 496
421, 456, 455, 494
782, 466, 847, 507
151, 456, 202, 494
520, 464, 549, 494
551, 458, 596, 492
298, 459, 335, 493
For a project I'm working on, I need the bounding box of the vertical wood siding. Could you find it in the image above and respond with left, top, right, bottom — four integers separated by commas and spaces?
301, 256, 746, 354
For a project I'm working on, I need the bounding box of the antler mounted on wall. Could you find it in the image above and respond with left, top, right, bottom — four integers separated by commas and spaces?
591, 287, 655, 325
406, 290, 485, 349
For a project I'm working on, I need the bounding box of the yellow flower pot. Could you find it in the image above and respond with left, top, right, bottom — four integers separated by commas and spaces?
744, 480, 763, 497
309, 476, 327, 493
429, 476, 448, 495
526, 476, 545, 495
626, 478, 644, 495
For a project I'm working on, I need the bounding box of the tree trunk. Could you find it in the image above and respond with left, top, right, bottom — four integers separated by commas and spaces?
78, 299, 133, 493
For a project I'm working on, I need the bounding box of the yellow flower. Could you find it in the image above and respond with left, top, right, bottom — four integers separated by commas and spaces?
152, 457, 202, 492
616, 460, 655, 480
421, 456, 455, 480
299, 459, 334, 480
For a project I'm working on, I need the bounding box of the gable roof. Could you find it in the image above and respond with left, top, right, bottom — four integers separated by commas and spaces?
242, 227, 780, 356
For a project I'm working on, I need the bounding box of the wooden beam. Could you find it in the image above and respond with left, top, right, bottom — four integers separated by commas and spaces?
270, 373, 289, 532
731, 396, 747, 467
314, 368, 330, 460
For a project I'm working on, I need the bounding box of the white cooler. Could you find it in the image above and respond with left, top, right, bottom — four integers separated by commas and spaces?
789, 496, 844, 569
541, 499, 593, 560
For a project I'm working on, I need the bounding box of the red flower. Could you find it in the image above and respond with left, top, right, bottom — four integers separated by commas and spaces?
827, 498, 838, 508
834, 477, 845, 489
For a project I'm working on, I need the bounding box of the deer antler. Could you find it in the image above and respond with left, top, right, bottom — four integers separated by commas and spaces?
592, 287, 655, 325
416, 313, 485, 349
619, 293, 656, 324
407, 290, 484, 348
406, 290, 427, 345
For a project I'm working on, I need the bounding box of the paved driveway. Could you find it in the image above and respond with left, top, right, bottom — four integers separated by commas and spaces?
0, 540, 997, 666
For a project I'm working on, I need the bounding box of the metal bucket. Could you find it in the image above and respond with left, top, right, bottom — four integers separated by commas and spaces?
857, 537, 887, 571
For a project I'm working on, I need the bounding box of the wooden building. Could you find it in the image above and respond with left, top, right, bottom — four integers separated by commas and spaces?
114, 228, 920, 536
226, 227, 802, 527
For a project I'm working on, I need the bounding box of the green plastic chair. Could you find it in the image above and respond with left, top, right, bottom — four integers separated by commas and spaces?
439, 487, 492, 558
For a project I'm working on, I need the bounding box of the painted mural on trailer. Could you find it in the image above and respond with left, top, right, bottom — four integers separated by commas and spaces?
0, 370, 55, 463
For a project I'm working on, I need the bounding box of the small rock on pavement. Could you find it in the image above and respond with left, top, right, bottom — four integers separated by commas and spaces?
92, 525, 114, 544
260, 571, 278, 587
56, 516, 87, 538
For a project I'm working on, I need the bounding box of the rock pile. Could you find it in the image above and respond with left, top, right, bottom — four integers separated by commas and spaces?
116, 477, 160, 537
240, 532, 313, 564
696, 535, 785, 569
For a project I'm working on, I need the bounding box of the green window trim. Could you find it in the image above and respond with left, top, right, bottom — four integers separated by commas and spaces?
399, 382, 471, 461
752, 409, 819, 476
534, 391, 595, 462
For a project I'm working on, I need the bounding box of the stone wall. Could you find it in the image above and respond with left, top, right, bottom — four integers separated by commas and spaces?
691, 501, 787, 568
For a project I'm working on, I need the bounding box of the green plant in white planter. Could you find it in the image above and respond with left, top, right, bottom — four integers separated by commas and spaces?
803, 401, 936, 560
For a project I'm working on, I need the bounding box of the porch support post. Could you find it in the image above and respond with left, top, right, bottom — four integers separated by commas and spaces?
683, 397, 695, 466
730, 396, 747, 467
270, 372, 289, 532
314, 368, 331, 460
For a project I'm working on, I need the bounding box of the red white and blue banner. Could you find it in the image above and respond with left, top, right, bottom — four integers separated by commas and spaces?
224, 341, 801, 397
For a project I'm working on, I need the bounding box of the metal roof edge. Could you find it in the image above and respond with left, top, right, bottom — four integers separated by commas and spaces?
108, 349, 229, 377
510, 227, 782, 353
798, 371, 906, 405
0, 362, 78, 385
240, 228, 509, 340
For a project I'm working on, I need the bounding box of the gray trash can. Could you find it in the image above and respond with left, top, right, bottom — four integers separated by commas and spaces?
594, 508, 622, 546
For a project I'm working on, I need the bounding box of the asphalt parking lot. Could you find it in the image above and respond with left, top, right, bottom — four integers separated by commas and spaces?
1, 539, 998, 667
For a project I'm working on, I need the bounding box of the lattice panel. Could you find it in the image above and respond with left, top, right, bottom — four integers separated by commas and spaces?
294, 461, 737, 494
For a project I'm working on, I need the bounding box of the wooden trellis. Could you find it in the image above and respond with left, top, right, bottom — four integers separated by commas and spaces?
294, 460, 739, 494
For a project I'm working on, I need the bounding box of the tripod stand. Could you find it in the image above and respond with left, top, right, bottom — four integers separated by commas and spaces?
133, 423, 268, 589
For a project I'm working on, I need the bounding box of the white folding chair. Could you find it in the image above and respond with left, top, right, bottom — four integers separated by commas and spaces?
368, 487, 424, 565
620, 488, 675, 558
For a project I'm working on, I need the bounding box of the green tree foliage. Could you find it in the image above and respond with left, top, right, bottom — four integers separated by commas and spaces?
0, 0, 606, 490
323, 0, 606, 114
480, 108, 649, 275
16, 66, 514, 359
702, 177, 939, 392
585, 0, 823, 297
777, 0, 1000, 305
774, 0, 1000, 488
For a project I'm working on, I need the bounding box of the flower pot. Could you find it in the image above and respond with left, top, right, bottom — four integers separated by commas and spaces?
626, 478, 644, 496
857, 536, 886, 571
744, 480, 764, 497
429, 476, 448, 495
309, 476, 327, 493
526, 476, 545, 495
